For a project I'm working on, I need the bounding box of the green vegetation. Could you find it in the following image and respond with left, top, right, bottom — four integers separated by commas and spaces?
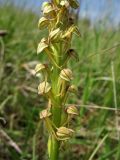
0, 3, 120, 160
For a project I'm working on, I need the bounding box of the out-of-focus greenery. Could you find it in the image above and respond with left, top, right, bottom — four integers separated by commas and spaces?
0, 3, 120, 160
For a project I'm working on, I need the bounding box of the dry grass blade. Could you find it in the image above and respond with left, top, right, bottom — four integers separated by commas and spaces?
0, 129, 22, 154
67, 103, 120, 111
0, 96, 12, 113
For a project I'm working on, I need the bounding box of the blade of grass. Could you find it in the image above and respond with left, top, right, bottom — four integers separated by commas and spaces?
111, 61, 120, 139
88, 134, 108, 160
32, 135, 37, 160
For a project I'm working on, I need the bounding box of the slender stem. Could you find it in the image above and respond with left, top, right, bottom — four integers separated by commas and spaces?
49, 96, 61, 160
48, 43, 62, 159
49, 135, 60, 160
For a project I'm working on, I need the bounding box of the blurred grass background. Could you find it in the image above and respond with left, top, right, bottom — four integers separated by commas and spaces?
0, 1, 120, 160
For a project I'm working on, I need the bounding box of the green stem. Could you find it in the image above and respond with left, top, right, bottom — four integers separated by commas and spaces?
49, 84, 61, 160
49, 105, 61, 159
49, 44, 62, 159
48, 135, 60, 160
49, 99, 61, 160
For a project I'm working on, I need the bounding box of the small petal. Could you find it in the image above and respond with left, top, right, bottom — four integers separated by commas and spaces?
34, 63, 46, 74
37, 38, 48, 54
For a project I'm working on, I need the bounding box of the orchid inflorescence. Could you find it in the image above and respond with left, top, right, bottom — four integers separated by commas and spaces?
35, 0, 80, 159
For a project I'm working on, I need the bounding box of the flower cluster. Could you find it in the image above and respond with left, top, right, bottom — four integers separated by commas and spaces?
35, 0, 80, 158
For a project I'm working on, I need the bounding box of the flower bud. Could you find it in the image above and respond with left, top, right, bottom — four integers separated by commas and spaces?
56, 127, 74, 140
68, 85, 78, 94
67, 105, 79, 115
40, 109, 52, 119
38, 17, 49, 29
60, 68, 73, 82
69, 0, 79, 9
38, 81, 51, 95
67, 49, 79, 61
37, 38, 48, 54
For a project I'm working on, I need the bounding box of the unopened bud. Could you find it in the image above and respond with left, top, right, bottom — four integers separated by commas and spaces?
68, 85, 78, 93
60, 68, 73, 82
67, 105, 79, 115
67, 49, 79, 61
40, 109, 52, 119
69, 0, 79, 9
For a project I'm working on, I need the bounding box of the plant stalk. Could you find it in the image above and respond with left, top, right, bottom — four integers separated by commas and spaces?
47, 45, 61, 158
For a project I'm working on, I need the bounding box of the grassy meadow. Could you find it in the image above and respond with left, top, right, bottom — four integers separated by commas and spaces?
0, 3, 120, 160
